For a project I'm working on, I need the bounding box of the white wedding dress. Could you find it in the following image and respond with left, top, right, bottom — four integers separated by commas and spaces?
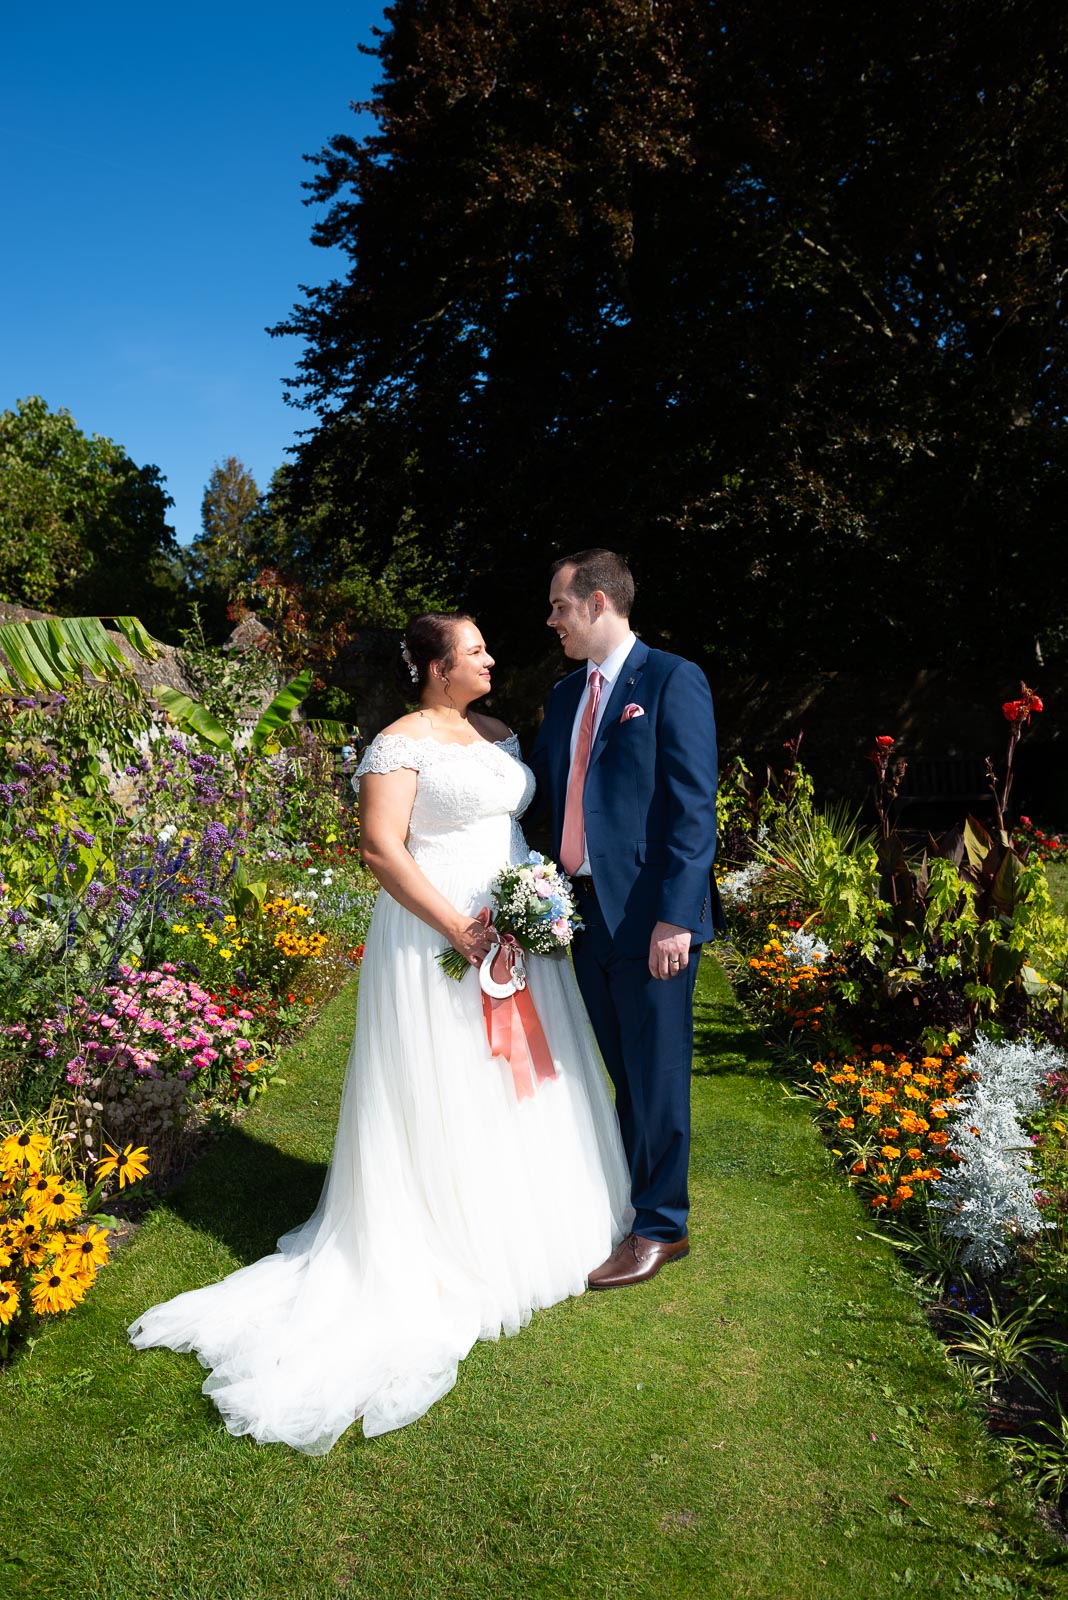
129, 732, 632, 1453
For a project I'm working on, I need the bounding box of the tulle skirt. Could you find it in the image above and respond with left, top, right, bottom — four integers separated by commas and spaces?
129, 853, 632, 1453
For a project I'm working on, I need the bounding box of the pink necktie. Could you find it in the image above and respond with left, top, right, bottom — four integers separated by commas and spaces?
560, 669, 603, 875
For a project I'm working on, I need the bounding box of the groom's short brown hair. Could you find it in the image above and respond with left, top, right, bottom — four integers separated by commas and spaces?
551, 549, 635, 618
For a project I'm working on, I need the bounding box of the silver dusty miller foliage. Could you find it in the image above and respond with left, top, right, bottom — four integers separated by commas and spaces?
781, 928, 831, 968
718, 861, 766, 908
931, 1033, 1061, 1273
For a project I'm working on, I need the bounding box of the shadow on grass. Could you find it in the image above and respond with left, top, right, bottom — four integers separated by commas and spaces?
692, 957, 771, 1077
160, 1123, 328, 1267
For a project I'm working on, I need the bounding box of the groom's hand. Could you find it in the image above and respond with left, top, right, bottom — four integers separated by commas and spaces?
649, 921, 691, 980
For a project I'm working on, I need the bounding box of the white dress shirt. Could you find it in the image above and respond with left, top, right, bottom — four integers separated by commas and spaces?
567, 631, 637, 875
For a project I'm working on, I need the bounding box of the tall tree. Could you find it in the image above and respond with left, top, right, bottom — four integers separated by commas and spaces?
185, 456, 264, 636
0, 397, 183, 631
231, 461, 451, 677
275, 0, 1068, 683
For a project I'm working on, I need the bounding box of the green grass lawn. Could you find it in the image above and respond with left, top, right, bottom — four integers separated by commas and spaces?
2, 961, 1066, 1600
1046, 858, 1068, 919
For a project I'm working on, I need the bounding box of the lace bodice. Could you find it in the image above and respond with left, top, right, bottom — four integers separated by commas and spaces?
355, 732, 534, 867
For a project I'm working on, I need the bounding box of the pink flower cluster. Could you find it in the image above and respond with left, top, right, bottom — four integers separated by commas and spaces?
50, 965, 257, 1093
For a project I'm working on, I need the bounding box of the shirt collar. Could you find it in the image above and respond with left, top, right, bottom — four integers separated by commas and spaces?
588, 631, 637, 687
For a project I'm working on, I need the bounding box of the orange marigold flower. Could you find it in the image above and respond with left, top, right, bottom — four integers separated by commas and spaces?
880, 1146, 902, 1160
838, 1116, 855, 1130
928, 1131, 949, 1148
871, 1196, 888, 1209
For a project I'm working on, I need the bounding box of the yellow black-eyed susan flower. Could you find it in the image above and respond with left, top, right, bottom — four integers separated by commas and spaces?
30, 1259, 85, 1316
0, 1279, 19, 1325
95, 1143, 149, 1189
21, 1172, 58, 1208
31, 1184, 83, 1229
62, 1224, 110, 1274
0, 1128, 48, 1178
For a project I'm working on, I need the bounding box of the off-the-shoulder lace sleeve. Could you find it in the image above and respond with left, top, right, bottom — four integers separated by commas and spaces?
354, 733, 425, 778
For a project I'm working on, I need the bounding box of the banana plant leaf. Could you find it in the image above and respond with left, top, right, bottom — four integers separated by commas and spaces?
250, 671, 315, 751
0, 614, 158, 692
153, 687, 234, 751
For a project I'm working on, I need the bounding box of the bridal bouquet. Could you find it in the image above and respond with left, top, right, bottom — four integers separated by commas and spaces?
437, 852, 584, 982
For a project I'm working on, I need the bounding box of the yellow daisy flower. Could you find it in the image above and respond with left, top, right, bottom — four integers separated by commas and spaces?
31, 1185, 83, 1229
21, 1172, 59, 1209
0, 1127, 49, 1178
95, 1143, 150, 1189
61, 1224, 110, 1274
0, 1279, 20, 1326
30, 1260, 85, 1316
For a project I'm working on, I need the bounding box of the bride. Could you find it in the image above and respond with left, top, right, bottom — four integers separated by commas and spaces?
129, 611, 632, 1453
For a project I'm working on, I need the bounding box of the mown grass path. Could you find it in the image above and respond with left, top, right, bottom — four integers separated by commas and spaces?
2, 959, 1066, 1599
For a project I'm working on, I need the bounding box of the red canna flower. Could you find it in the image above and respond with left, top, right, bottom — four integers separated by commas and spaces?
874, 735, 895, 748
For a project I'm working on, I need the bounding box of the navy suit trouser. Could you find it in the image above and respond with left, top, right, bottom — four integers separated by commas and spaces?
571, 888, 699, 1243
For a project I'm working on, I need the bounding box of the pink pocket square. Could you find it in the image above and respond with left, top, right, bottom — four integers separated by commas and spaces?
620, 703, 645, 722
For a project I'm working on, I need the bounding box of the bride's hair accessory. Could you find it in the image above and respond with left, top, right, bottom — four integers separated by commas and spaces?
400, 641, 419, 685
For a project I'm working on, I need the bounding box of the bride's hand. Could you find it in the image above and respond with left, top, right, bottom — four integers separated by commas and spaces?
449, 914, 496, 968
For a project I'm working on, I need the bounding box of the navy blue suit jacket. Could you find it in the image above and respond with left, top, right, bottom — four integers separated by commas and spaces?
530, 640, 725, 958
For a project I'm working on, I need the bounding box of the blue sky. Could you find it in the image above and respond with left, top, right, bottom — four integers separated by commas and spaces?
1, 3, 386, 548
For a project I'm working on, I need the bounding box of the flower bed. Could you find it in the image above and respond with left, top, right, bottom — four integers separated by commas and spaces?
0, 668, 377, 1356
720, 687, 1068, 1516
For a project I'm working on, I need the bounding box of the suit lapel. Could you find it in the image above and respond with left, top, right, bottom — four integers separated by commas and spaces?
589, 639, 649, 769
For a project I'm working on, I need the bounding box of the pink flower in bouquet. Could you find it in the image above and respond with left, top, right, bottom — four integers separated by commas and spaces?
534, 878, 554, 899
551, 917, 570, 939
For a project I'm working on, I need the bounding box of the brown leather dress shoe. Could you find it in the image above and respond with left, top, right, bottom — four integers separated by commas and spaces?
587, 1233, 690, 1290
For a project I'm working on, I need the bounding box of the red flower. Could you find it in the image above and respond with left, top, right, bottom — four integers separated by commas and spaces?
1005, 683, 1044, 723
1020, 815, 1033, 827
875, 735, 895, 748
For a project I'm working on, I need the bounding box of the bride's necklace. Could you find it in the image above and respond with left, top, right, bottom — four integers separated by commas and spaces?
414, 706, 484, 745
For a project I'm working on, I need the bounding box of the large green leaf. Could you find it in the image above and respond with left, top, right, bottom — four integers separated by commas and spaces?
111, 616, 160, 660
962, 815, 994, 875
153, 687, 235, 751
989, 939, 1026, 995
991, 848, 1023, 917
250, 670, 314, 752
0, 613, 156, 691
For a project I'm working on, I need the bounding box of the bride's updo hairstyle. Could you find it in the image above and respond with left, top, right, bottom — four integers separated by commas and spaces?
398, 612, 475, 695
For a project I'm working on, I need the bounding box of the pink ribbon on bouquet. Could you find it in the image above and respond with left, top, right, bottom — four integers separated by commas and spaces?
475, 908, 557, 1102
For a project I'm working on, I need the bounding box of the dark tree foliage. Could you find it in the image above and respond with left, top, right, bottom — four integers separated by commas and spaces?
275, 0, 1068, 681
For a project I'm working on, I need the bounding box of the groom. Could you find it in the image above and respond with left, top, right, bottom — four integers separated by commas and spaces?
530, 549, 723, 1288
